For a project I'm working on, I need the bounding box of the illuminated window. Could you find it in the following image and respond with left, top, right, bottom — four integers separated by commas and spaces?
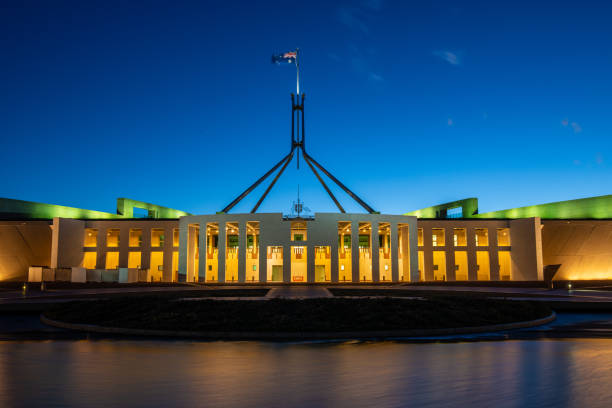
418, 251, 424, 281
128, 252, 141, 268
453, 228, 466, 246
499, 251, 512, 280
150, 251, 164, 282
417, 228, 423, 246
497, 228, 511, 246
432, 228, 445, 247
246, 221, 259, 282
225, 223, 239, 282
106, 229, 120, 247
172, 251, 179, 281
291, 221, 307, 241
129, 229, 142, 247
84, 229, 98, 247
83, 252, 97, 269
151, 229, 165, 247
106, 252, 119, 269
314, 246, 331, 282
476, 251, 490, 280
358, 222, 372, 282
291, 246, 307, 282
338, 222, 352, 282
433, 251, 446, 281
454, 251, 468, 280
475, 228, 488, 246
173, 228, 179, 247
267, 246, 284, 282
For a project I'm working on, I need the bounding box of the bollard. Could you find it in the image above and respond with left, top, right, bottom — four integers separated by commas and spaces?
22, 282, 28, 297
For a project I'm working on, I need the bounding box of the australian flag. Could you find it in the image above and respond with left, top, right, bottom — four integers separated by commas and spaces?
272, 51, 297, 64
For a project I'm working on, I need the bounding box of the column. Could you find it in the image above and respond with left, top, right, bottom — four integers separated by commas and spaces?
119, 227, 129, 268
390, 223, 399, 282
408, 220, 420, 282
351, 220, 359, 282
198, 224, 207, 282
217, 222, 226, 282
467, 226, 478, 281
187, 224, 198, 282
258, 242, 267, 283
307, 244, 315, 283
178, 222, 189, 279
283, 244, 291, 283
423, 227, 434, 281
371, 223, 380, 282
489, 227, 500, 280
400, 224, 410, 282
237, 221, 246, 282
446, 250, 456, 281
163, 226, 174, 282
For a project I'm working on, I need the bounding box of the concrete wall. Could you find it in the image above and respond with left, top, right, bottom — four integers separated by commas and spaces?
51, 218, 85, 269
509, 218, 543, 280
0, 221, 52, 281
542, 220, 612, 280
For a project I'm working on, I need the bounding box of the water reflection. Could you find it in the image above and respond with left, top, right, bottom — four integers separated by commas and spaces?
1, 339, 612, 407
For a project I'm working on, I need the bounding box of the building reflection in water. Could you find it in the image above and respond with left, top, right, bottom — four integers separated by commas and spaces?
1, 339, 612, 407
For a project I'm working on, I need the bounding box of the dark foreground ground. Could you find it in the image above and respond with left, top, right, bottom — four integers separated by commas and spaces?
41, 296, 551, 333
3, 283, 612, 341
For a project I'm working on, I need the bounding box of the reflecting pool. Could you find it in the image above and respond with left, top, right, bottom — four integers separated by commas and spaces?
2, 338, 612, 407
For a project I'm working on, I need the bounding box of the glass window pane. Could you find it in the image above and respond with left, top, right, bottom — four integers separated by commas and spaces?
84, 229, 98, 247
106, 229, 120, 247
453, 228, 466, 246
432, 228, 445, 247
497, 228, 510, 246
173, 228, 179, 247
129, 229, 142, 247
151, 229, 165, 247
475, 228, 488, 246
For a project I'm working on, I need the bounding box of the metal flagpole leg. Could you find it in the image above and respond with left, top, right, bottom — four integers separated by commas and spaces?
251, 150, 295, 213
220, 151, 294, 213
302, 149, 345, 213
303, 151, 376, 214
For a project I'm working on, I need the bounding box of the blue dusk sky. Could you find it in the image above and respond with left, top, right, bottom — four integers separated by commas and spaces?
1, 0, 611, 216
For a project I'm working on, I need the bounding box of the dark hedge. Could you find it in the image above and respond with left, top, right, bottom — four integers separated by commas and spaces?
44, 296, 552, 333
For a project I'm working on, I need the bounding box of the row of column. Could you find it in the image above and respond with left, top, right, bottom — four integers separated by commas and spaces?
420, 226, 509, 281
183, 220, 415, 283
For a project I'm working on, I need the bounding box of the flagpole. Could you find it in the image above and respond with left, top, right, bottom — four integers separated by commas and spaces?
296, 48, 300, 95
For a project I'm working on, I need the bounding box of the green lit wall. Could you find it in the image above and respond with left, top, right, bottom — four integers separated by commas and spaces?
406, 198, 479, 219
0, 197, 190, 220
116, 198, 190, 219
407, 194, 612, 220
474, 194, 612, 219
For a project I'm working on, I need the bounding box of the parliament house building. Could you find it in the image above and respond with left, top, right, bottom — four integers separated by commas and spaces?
2, 194, 612, 284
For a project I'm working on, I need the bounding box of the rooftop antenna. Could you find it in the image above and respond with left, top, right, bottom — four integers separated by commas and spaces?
220, 50, 376, 214
290, 185, 310, 218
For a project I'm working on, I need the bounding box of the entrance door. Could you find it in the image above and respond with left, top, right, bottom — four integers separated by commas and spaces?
272, 265, 283, 282
315, 265, 326, 282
